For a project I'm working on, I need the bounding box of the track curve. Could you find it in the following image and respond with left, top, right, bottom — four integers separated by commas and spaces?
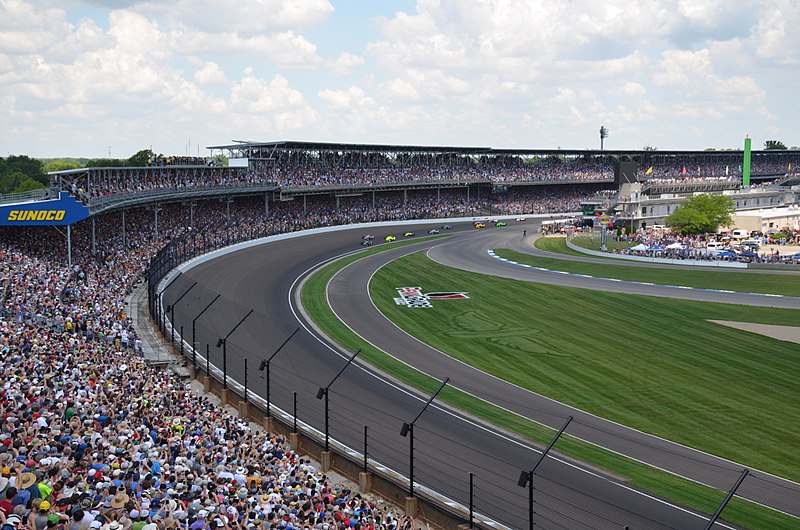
326, 223, 800, 517
164, 220, 798, 529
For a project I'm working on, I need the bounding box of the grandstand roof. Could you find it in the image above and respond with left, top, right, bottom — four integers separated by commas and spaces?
207, 140, 490, 154
207, 140, 774, 157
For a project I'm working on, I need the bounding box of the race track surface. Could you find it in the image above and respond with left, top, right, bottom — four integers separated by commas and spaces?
164, 220, 800, 529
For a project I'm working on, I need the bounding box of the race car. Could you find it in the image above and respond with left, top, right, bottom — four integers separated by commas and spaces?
360, 239, 373, 247
428, 229, 440, 235
403, 232, 415, 237
474, 222, 486, 229
515, 217, 526, 222
495, 221, 507, 227
385, 235, 396, 242
442, 225, 452, 230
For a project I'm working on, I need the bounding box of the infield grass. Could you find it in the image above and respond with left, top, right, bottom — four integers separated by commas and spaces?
301, 244, 800, 529
494, 247, 800, 296
534, 235, 596, 257
371, 252, 800, 479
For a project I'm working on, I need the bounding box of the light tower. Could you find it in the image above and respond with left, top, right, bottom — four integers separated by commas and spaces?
599, 126, 609, 150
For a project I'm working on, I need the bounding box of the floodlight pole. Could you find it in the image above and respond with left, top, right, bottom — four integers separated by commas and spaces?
156, 271, 183, 333
192, 294, 221, 369
217, 309, 254, 389
401, 377, 449, 498
518, 416, 573, 530
316, 349, 361, 452
166, 281, 197, 348
259, 327, 300, 418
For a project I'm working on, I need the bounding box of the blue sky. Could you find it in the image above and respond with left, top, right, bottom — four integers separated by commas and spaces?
1, 0, 798, 158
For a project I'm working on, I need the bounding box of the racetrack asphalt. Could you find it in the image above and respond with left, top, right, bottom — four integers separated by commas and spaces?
164, 220, 800, 529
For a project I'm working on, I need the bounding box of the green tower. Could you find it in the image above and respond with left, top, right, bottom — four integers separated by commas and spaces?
742, 136, 752, 186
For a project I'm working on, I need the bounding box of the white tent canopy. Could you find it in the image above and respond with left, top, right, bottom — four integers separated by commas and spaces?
666, 242, 685, 249
630, 243, 648, 251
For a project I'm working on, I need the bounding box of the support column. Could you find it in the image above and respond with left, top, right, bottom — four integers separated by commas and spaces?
404, 497, 419, 518
372, 190, 375, 209
303, 194, 307, 215
67, 224, 72, 267
403, 188, 407, 205
336, 196, 340, 209
91, 217, 96, 255
265, 193, 269, 216
121, 210, 126, 248
321, 451, 333, 472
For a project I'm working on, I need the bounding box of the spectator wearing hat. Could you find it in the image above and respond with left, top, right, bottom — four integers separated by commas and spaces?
32, 499, 51, 530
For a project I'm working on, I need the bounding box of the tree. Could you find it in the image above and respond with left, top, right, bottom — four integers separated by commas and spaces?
3, 155, 46, 185
764, 140, 787, 150
127, 149, 155, 167
14, 175, 45, 193
86, 158, 126, 168
41, 160, 82, 173
665, 193, 734, 235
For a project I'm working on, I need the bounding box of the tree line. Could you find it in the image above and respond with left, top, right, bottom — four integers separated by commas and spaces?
0, 150, 157, 195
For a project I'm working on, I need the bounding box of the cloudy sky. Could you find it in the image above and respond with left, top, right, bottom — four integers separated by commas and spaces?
1, 0, 798, 158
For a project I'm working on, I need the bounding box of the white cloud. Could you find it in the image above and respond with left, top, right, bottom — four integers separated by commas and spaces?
329, 52, 364, 75
230, 70, 318, 131
194, 61, 228, 85
622, 82, 647, 97
137, 0, 334, 33
0, 0, 798, 155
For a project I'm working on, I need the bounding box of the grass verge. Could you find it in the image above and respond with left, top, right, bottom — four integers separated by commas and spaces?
495, 247, 800, 296
534, 235, 595, 257
301, 245, 800, 529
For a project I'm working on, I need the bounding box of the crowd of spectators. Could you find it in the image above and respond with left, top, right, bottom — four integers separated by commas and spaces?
69, 169, 267, 203
610, 226, 800, 263
147, 157, 210, 167
56, 151, 800, 203
0, 186, 596, 530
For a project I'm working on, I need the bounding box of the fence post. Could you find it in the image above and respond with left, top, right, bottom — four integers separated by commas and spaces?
179, 325, 184, 358
704, 469, 749, 530
469, 472, 474, 528
363, 425, 368, 473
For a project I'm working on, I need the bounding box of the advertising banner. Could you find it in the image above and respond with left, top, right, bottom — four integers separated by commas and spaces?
0, 192, 89, 226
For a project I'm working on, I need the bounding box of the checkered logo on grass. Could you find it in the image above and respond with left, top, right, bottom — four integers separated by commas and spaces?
394, 287, 469, 308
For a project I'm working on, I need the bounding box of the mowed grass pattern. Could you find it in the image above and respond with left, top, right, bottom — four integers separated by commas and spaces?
370, 251, 800, 480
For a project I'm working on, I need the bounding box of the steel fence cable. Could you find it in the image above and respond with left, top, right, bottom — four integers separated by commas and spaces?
413, 423, 526, 468
570, 418, 745, 472
470, 482, 527, 509
536, 470, 684, 530
412, 447, 519, 488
